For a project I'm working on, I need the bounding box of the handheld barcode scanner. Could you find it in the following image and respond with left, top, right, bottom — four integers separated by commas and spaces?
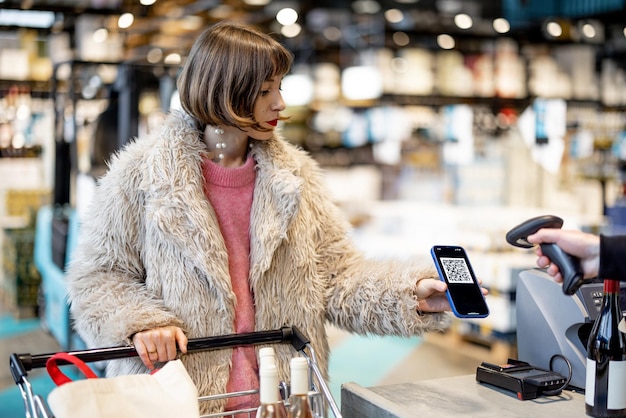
505, 215, 585, 295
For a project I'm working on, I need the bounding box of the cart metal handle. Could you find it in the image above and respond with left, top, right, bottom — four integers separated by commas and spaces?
11, 326, 309, 384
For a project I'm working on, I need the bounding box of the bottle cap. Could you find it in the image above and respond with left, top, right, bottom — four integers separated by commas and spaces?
290, 357, 309, 395
260, 363, 280, 404
259, 347, 277, 368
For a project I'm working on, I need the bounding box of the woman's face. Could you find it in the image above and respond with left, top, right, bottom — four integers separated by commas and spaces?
245, 76, 286, 141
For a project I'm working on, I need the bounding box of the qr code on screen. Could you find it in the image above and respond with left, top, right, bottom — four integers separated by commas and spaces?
441, 257, 473, 284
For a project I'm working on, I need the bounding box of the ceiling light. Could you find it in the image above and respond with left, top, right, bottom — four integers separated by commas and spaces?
384, 9, 404, 24
577, 20, 603, 43
392, 31, 410, 46
140, 0, 156, 5
493, 18, 510, 34
276, 8, 298, 26
243, 0, 270, 5
437, 34, 455, 49
164, 53, 181, 65
147, 48, 163, 64
454, 13, 472, 30
281, 23, 301, 38
118, 12, 134, 29
581, 23, 596, 38
545, 21, 562, 37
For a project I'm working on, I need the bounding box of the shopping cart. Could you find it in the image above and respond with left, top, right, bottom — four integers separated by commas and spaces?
10, 325, 342, 418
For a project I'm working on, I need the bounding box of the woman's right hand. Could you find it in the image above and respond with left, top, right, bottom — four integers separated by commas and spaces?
132, 326, 188, 370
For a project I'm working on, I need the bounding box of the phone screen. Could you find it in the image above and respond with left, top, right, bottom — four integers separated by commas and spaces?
431, 245, 489, 318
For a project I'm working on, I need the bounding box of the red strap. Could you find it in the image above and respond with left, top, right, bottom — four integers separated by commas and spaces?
46, 353, 99, 386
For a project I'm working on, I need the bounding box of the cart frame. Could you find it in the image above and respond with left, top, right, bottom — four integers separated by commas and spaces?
10, 326, 341, 418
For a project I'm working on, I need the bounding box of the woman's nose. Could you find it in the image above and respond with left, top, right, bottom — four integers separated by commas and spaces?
272, 92, 286, 111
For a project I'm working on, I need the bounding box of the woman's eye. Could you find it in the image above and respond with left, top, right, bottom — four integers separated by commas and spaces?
261, 90, 270, 96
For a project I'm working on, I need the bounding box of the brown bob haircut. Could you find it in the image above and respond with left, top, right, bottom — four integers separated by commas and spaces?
177, 21, 293, 130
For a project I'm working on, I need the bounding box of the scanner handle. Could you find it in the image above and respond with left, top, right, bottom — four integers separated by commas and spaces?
506, 215, 585, 295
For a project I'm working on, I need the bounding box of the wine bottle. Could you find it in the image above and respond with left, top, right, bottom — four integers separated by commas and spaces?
257, 364, 287, 418
256, 347, 287, 418
288, 357, 314, 418
586, 279, 626, 417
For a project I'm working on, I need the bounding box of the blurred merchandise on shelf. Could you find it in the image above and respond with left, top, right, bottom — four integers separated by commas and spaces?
0, 84, 52, 156
1, 224, 39, 318
0, 29, 53, 82
5, 189, 50, 219
1, 188, 50, 319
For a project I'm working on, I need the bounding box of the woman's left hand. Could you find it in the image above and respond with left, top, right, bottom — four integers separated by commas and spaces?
415, 278, 488, 313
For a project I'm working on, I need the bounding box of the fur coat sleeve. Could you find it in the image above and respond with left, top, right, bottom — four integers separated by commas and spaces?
276, 147, 450, 336
65, 134, 187, 348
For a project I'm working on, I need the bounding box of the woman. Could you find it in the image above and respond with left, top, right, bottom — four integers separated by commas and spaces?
66, 21, 459, 415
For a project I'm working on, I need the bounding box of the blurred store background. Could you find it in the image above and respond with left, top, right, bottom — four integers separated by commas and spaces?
2, 0, 626, 416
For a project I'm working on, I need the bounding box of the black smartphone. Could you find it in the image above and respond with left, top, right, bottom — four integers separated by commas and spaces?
430, 245, 489, 318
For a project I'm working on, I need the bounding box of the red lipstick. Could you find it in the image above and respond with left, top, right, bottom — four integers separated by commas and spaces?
268, 119, 278, 127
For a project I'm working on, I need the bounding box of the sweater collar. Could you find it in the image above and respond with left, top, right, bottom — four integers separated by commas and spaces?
202, 156, 256, 188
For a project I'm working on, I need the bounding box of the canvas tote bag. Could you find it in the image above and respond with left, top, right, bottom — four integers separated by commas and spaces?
46, 353, 200, 418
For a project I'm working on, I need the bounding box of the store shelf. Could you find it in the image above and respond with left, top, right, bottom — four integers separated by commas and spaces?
380, 94, 531, 110
0, 79, 51, 97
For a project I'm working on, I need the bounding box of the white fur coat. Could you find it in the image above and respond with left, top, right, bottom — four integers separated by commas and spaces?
65, 110, 449, 413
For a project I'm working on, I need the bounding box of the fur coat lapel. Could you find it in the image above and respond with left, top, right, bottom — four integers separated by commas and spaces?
142, 111, 303, 299
248, 140, 303, 288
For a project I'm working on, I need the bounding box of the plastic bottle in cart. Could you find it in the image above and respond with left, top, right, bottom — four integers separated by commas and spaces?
585, 278, 626, 417
257, 364, 288, 418
288, 357, 314, 418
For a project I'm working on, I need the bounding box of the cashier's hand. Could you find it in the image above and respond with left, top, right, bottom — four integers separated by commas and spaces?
132, 326, 188, 370
527, 228, 600, 281
415, 278, 488, 313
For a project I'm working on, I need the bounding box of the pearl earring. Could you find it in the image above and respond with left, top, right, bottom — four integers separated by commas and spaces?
214, 127, 226, 160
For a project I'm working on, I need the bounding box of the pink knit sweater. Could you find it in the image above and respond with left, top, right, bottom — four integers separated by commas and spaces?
202, 156, 259, 412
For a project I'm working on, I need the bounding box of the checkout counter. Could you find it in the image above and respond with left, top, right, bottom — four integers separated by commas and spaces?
341, 374, 585, 417
340, 269, 621, 417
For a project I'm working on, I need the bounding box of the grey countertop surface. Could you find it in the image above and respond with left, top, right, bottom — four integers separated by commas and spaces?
341, 374, 586, 417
